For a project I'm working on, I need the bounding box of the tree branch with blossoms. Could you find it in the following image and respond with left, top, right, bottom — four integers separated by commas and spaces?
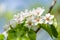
0, 0, 58, 40
36, 0, 57, 33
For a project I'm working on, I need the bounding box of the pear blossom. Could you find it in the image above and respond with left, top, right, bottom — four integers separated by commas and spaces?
29, 7, 45, 16
31, 8, 37, 16
3, 24, 10, 31
2, 31, 8, 40
25, 15, 34, 27
13, 14, 20, 22
20, 9, 29, 17
44, 13, 54, 24
36, 7, 45, 16
13, 14, 24, 23
9, 20, 17, 28
33, 17, 44, 25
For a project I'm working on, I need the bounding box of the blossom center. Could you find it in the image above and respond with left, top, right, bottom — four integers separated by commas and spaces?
35, 18, 40, 22
46, 17, 50, 21
27, 21, 32, 25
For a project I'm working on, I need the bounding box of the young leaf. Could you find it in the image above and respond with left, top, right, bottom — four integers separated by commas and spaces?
7, 29, 17, 40
28, 29, 36, 40
0, 34, 4, 40
50, 25, 58, 38
21, 35, 30, 40
41, 24, 53, 38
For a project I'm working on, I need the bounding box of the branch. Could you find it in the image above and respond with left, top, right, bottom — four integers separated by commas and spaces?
36, 0, 57, 33
35, 27, 41, 33
48, 0, 56, 13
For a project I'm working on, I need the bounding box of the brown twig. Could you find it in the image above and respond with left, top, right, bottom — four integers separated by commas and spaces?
35, 27, 41, 33
36, 0, 57, 33
48, 0, 56, 13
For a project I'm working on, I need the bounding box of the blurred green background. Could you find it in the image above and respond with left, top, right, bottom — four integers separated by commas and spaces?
0, 0, 60, 40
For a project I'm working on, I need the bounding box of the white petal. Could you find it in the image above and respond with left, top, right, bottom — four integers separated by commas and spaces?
50, 15, 54, 20
3, 24, 10, 31
46, 13, 50, 17
45, 20, 49, 24
48, 21, 53, 24
36, 7, 45, 16
39, 19, 44, 24
2, 31, 8, 40
35, 22, 39, 25
14, 15, 18, 18
39, 9, 44, 16
9, 20, 17, 28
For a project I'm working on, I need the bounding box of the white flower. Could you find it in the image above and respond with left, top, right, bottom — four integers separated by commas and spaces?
3, 24, 10, 31
13, 14, 20, 22
25, 17, 34, 26
9, 20, 17, 28
25, 15, 35, 30
13, 14, 24, 23
30, 8, 44, 16
44, 13, 54, 24
25, 20, 32, 31
31, 8, 37, 15
2, 31, 8, 40
33, 17, 44, 25
36, 7, 45, 16
20, 9, 29, 17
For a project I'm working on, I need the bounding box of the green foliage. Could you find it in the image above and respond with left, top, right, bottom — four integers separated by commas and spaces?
28, 29, 36, 40
0, 34, 4, 40
7, 20, 36, 40
41, 24, 58, 38
50, 25, 58, 38
41, 24, 53, 38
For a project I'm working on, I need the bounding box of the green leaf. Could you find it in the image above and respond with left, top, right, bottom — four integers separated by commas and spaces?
7, 20, 29, 40
50, 25, 58, 38
0, 34, 4, 40
7, 28, 30, 40
7, 29, 17, 40
7, 29, 22, 40
28, 29, 36, 40
41, 24, 58, 38
15, 19, 26, 31
21, 35, 30, 40
41, 24, 53, 38
53, 18, 57, 27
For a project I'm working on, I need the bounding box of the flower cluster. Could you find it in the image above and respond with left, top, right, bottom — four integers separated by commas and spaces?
13, 7, 54, 26
3, 7, 55, 33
